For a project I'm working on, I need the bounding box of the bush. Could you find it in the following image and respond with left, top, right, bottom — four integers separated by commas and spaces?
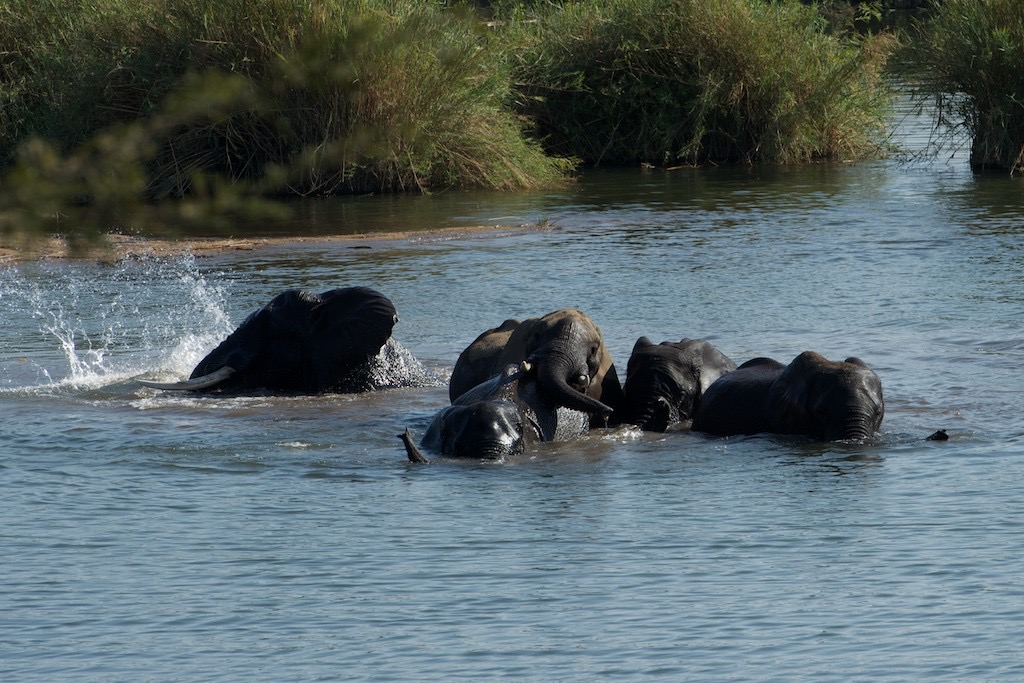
504, 0, 897, 165
0, 0, 569, 199
914, 0, 1024, 173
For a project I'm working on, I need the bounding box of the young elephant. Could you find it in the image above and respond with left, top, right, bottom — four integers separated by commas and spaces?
139, 286, 399, 394
691, 351, 884, 441
621, 337, 737, 431
448, 309, 624, 427
401, 362, 590, 462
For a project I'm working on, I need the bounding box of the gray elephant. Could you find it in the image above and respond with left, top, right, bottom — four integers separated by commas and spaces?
401, 362, 589, 462
621, 337, 737, 432
139, 286, 400, 394
691, 351, 884, 441
448, 309, 624, 427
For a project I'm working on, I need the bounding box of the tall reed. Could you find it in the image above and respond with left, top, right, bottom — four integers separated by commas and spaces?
914, 0, 1024, 173
0, 0, 568, 200
503, 0, 897, 166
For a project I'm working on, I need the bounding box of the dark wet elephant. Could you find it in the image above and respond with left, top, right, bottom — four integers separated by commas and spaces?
621, 337, 737, 432
139, 287, 400, 394
691, 351, 884, 441
401, 362, 590, 462
448, 309, 624, 427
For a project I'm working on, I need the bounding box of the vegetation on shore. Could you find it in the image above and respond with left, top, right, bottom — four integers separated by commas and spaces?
1, 0, 903, 246
913, 0, 1024, 173
503, 0, 896, 166
0, 0, 571, 247
1, 0, 566, 195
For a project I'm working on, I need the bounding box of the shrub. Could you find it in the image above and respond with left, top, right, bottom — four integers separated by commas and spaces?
0, 0, 569, 199
914, 0, 1024, 173
504, 0, 897, 165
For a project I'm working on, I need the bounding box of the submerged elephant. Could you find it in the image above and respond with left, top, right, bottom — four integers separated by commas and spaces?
691, 351, 884, 441
401, 362, 590, 462
621, 337, 737, 432
139, 286, 401, 394
448, 309, 624, 426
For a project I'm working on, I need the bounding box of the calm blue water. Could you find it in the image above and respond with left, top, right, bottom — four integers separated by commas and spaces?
3, 109, 1024, 681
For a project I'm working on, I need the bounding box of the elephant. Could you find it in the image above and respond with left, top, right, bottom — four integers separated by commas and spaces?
448, 309, 624, 427
621, 336, 737, 431
691, 351, 884, 441
401, 361, 590, 462
138, 286, 401, 394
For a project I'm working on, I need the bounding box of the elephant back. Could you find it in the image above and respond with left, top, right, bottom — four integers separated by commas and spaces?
691, 357, 784, 435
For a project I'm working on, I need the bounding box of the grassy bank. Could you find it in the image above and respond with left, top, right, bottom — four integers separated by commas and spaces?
502, 0, 897, 165
1, 0, 902, 246
914, 0, 1024, 173
0, 0, 567, 198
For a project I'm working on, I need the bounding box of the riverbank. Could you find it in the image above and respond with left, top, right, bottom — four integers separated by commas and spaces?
0, 1, 894, 202
0, 223, 546, 265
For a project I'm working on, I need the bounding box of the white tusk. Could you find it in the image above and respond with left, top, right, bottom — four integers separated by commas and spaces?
137, 366, 236, 391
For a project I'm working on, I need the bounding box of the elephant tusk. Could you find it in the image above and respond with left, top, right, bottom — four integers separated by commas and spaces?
137, 366, 236, 391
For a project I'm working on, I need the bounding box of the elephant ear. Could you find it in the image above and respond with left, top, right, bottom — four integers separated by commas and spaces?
768, 351, 825, 435
449, 318, 521, 402
632, 336, 656, 353
308, 287, 398, 386
189, 310, 264, 380
625, 336, 656, 378
503, 316, 547, 363
187, 290, 315, 385
696, 341, 738, 394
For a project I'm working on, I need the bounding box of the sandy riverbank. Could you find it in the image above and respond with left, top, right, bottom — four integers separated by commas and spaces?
0, 224, 543, 265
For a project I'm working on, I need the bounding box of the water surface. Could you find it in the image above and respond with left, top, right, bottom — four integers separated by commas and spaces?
3, 116, 1024, 681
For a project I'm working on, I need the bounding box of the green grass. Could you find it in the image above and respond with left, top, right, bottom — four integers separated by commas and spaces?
0, 0, 568, 199
501, 0, 897, 166
1, 0, 905, 246
913, 0, 1024, 173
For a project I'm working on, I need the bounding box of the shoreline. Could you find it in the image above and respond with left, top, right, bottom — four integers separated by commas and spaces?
0, 224, 546, 264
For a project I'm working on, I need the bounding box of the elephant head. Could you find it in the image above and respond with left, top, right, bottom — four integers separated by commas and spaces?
768, 352, 884, 441
411, 399, 533, 461
139, 287, 398, 394
404, 362, 589, 462
622, 337, 737, 431
449, 310, 623, 425
498, 309, 623, 423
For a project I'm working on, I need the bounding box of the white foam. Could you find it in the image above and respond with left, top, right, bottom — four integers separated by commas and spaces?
1, 255, 235, 393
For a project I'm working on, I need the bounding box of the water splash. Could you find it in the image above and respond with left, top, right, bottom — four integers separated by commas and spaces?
0, 255, 235, 392
366, 338, 446, 389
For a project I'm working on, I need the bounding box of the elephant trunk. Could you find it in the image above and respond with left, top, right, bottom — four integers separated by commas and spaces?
830, 407, 880, 441
535, 351, 613, 419
631, 396, 677, 432
459, 439, 524, 460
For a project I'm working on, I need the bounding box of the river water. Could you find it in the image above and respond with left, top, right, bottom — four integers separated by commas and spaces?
3, 106, 1024, 681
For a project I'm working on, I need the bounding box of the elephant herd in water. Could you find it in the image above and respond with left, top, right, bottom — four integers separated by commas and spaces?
139, 286, 890, 462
